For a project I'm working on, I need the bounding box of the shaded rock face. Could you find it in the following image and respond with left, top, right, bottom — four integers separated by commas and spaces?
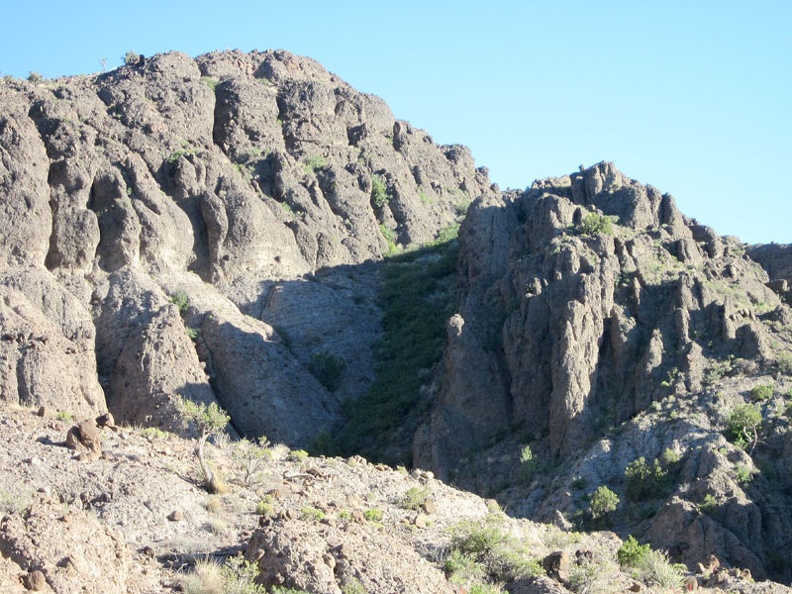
0, 49, 494, 445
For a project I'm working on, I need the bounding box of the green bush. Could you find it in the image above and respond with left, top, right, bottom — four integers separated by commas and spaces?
444, 549, 486, 585
371, 174, 391, 208
170, 290, 190, 313
288, 449, 309, 463
398, 486, 431, 510
589, 486, 619, 520
308, 351, 347, 392
776, 351, 792, 375
579, 212, 614, 236
750, 384, 774, 402
363, 508, 383, 522
617, 535, 651, 568
303, 155, 327, 174
624, 457, 667, 501
27, 71, 43, 83
299, 506, 325, 521
700, 493, 718, 514
255, 500, 274, 516
449, 514, 543, 583
725, 403, 762, 453
341, 580, 367, 594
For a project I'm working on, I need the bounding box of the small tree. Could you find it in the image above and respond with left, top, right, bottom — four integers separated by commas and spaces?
589, 486, 619, 521
726, 403, 762, 454
177, 398, 230, 493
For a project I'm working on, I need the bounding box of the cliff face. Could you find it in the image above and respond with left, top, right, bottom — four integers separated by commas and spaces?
0, 49, 494, 444
415, 162, 792, 580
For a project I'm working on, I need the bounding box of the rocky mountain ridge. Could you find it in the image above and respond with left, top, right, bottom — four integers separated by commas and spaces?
2, 49, 792, 592
0, 48, 493, 446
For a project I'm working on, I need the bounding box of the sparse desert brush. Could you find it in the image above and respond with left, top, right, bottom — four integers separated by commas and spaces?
180, 558, 224, 594
449, 513, 544, 583
268, 443, 291, 462
288, 449, 309, 463
205, 495, 224, 514
229, 436, 272, 486
140, 426, 169, 440
363, 508, 383, 522
207, 516, 229, 536
398, 485, 431, 510
255, 500, 274, 517
299, 506, 325, 522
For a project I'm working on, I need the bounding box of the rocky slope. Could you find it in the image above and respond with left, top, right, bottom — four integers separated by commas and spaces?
3, 49, 792, 592
414, 162, 792, 582
0, 49, 494, 446
0, 405, 783, 594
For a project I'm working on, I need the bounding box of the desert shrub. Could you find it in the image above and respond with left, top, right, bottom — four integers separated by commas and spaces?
735, 464, 755, 484
618, 535, 651, 568
624, 457, 667, 501
363, 508, 383, 522
398, 486, 431, 510
27, 71, 43, 83
567, 558, 620, 594
288, 449, 309, 463
579, 212, 614, 236
123, 51, 140, 66
186, 326, 199, 340
230, 437, 272, 486
589, 486, 619, 520
378, 224, 399, 255
341, 580, 367, 594
371, 174, 391, 208
725, 403, 762, 453
518, 445, 537, 481
750, 384, 774, 402
700, 493, 718, 514
308, 351, 347, 392
469, 585, 507, 594
444, 549, 486, 585
205, 495, 223, 514
299, 506, 325, 522
637, 549, 686, 590
303, 155, 327, 174
180, 558, 225, 594
571, 476, 588, 491
450, 513, 543, 583
660, 447, 681, 465
433, 223, 460, 245
776, 351, 792, 375
55, 410, 74, 423
170, 290, 190, 313
255, 500, 274, 517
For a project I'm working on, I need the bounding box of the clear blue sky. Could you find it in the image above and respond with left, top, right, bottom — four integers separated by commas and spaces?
2, 1, 789, 244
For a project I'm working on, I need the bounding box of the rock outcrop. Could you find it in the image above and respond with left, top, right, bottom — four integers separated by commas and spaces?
415, 162, 792, 580
0, 49, 494, 445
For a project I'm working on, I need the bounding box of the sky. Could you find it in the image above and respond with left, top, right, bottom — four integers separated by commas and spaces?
1, 1, 789, 244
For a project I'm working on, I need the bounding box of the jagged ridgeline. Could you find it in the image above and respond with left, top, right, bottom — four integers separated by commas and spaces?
414, 162, 792, 581
0, 49, 494, 447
